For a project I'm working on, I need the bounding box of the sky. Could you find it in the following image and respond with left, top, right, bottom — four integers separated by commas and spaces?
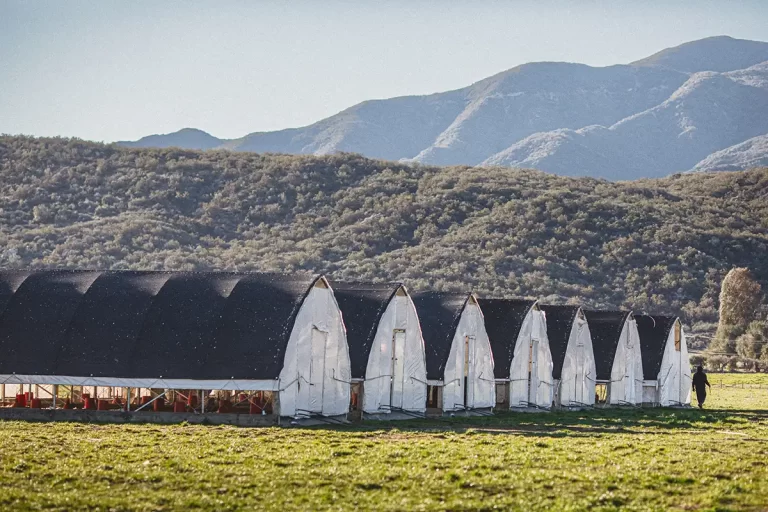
1, 1, 767, 142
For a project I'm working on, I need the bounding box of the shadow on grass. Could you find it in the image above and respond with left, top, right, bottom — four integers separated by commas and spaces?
308, 407, 768, 438
3, 407, 767, 438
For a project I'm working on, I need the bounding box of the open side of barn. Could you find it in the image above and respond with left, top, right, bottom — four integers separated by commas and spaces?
412, 292, 494, 414
0, 270, 351, 420
541, 305, 596, 408
480, 299, 553, 410
636, 315, 692, 407
332, 282, 426, 419
584, 310, 644, 406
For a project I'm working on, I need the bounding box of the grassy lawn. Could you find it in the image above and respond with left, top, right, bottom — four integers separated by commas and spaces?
1, 376, 767, 511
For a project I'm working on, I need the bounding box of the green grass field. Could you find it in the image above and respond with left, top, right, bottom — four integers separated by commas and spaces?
1, 376, 767, 511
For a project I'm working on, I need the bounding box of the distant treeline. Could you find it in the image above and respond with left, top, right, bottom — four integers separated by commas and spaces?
2, 135, 768, 344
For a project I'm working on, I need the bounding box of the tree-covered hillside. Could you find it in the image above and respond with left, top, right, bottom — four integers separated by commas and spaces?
2, 136, 768, 333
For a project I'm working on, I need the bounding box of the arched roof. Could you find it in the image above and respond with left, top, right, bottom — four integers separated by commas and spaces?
540, 305, 581, 380
411, 291, 470, 381
583, 310, 632, 381
636, 315, 679, 380
331, 281, 403, 379
0, 270, 102, 375
477, 298, 536, 379
0, 270, 320, 380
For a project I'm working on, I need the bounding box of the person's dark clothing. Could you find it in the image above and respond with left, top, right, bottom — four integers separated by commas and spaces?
692, 370, 710, 408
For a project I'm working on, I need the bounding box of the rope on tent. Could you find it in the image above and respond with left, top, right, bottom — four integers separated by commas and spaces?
365, 374, 393, 382
659, 366, 673, 386
408, 376, 429, 385
0, 374, 19, 385
276, 377, 298, 392
331, 370, 352, 385
477, 372, 495, 383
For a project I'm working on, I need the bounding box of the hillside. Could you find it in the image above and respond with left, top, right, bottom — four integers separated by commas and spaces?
3, 136, 768, 332
484, 64, 768, 179
119, 36, 768, 179
692, 134, 768, 172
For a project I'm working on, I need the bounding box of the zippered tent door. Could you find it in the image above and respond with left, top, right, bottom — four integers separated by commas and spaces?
574, 332, 586, 404
528, 338, 540, 404
390, 329, 406, 409
307, 327, 327, 413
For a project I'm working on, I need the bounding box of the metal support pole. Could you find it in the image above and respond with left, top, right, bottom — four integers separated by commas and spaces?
126, 387, 131, 412
201, 390, 205, 414
52, 385, 58, 409
134, 391, 167, 412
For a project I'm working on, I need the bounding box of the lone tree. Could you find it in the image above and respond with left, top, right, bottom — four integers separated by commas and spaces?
710, 268, 763, 355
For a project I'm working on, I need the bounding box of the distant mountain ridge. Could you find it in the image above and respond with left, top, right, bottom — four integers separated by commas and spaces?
119, 36, 768, 179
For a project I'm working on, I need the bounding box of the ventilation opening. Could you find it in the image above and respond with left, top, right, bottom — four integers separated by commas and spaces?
426, 385, 440, 408
595, 383, 608, 404
674, 322, 681, 351
350, 382, 361, 411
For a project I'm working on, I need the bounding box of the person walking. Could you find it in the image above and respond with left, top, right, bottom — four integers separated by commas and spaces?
691, 366, 711, 409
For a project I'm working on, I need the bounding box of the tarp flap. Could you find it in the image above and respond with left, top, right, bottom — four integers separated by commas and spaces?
412, 292, 469, 381
331, 281, 402, 379
540, 305, 580, 380
477, 298, 536, 379
583, 310, 632, 381
635, 315, 678, 380
0, 270, 318, 381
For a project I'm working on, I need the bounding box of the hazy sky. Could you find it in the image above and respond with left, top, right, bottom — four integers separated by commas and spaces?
2, 1, 767, 142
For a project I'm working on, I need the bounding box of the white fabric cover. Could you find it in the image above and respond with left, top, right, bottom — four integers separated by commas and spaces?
509, 309, 554, 408
442, 301, 495, 411
362, 294, 427, 413
278, 284, 351, 417
0, 374, 279, 390
609, 318, 644, 405
557, 311, 597, 407
657, 323, 692, 406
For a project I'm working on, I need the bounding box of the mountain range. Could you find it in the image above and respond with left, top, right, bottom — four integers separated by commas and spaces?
119, 36, 768, 180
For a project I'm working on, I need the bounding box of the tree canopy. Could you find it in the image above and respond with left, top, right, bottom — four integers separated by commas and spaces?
2, 135, 768, 339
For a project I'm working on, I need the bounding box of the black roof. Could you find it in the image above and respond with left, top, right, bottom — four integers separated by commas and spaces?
583, 310, 632, 381
540, 305, 580, 380
477, 298, 536, 379
411, 292, 470, 381
636, 315, 679, 380
331, 281, 402, 379
0, 270, 320, 380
